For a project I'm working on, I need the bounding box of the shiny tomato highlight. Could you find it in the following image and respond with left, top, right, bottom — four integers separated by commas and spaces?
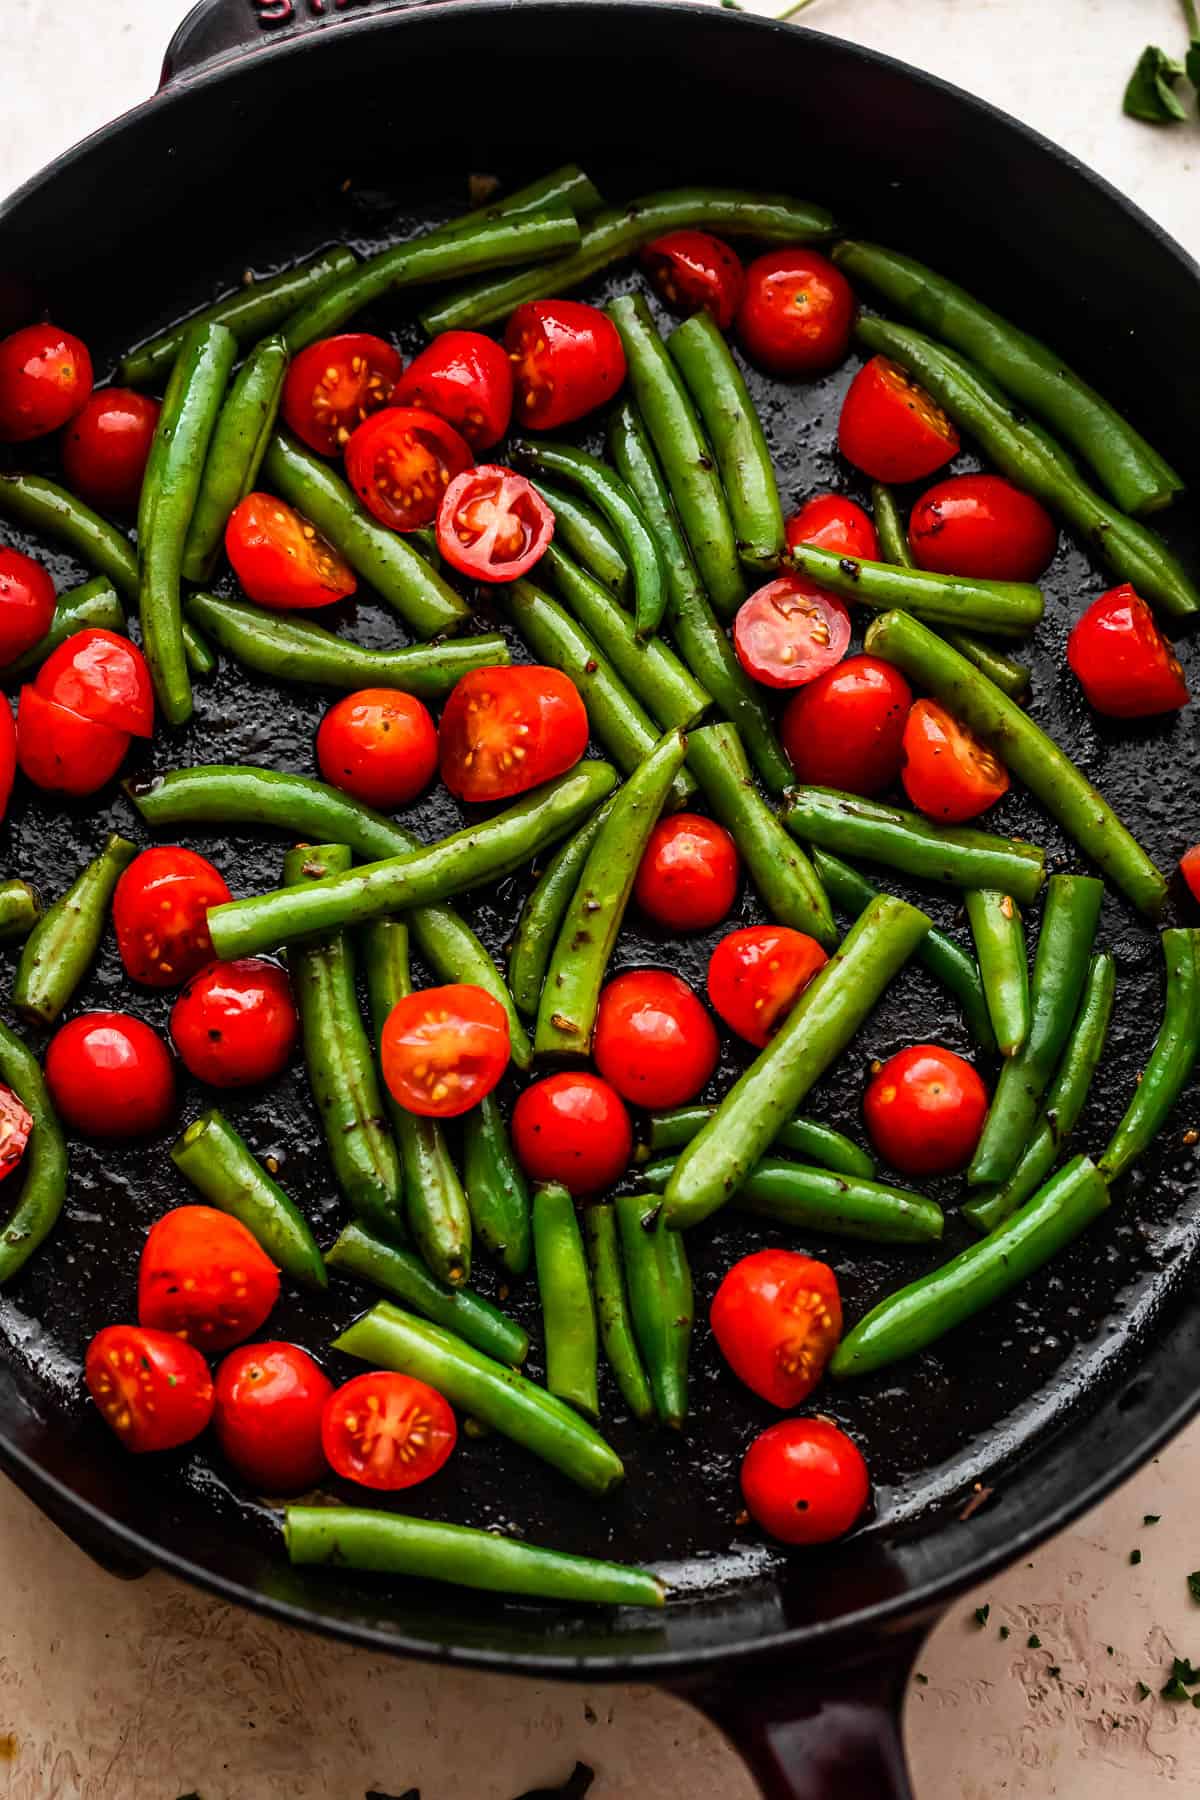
45, 1011, 176, 1138
62, 387, 160, 511
511, 1072, 632, 1196
139, 1205, 280, 1351
436, 465, 554, 583
392, 330, 513, 450
908, 473, 1057, 581
345, 405, 473, 532
86, 1324, 214, 1454
901, 698, 1009, 823
438, 665, 588, 803
708, 925, 828, 1048
504, 299, 626, 431
736, 248, 854, 376
0, 547, 55, 668
784, 492, 879, 561
322, 1371, 457, 1491
36, 627, 154, 736
781, 654, 912, 795
113, 846, 231, 988
838, 356, 960, 483
864, 1043, 988, 1176
741, 1417, 869, 1546
281, 332, 401, 456
170, 958, 298, 1088
711, 1250, 842, 1408
1067, 583, 1189, 719
214, 1342, 333, 1492
733, 575, 851, 690
16, 684, 130, 796
316, 687, 438, 809
225, 492, 356, 610
640, 230, 745, 330
593, 970, 719, 1109
380, 983, 510, 1118
0, 323, 93, 442
634, 813, 740, 931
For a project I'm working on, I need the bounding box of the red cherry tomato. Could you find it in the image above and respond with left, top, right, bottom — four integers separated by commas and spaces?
909, 473, 1056, 581
741, 1417, 869, 1546
640, 230, 745, 331
316, 687, 438, 809
322, 1370, 457, 1492
392, 330, 513, 451
784, 492, 879, 561
864, 1043, 988, 1176
380, 982, 509, 1119
139, 1205, 280, 1351
0, 1084, 32, 1183
736, 248, 854, 377
436, 465, 554, 584
0, 694, 13, 821
711, 1250, 842, 1409
593, 970, 719, 1109
438, 665, 588, 803
345, 405, 473, 533
45, 1011, 176, 1139
16, 684, 129, 796
781, 654, 912, 796
225, 492, 356, 611
85, 1324, 214, 1454
511, 1073, 632, 1197
504, 299, 626, 431
0, 323, 93, 442
634, 813, 740, 931
901, 698, 1009, 823
1067, 583, 1188, 719
170, 958, 298, 1088
708, 925, 828, 1049
733, 575, 851, 690
1181, 845, 1200, 904
35, 628, 154, 736
0, 547, 56, 667
280, 332, 401, 457
838, 356, 960, 483
214, 1341, 333, 1492
61, 387, 160, 512
113, 846, 232, 989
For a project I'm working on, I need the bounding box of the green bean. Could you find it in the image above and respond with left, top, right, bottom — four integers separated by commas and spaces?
261, 434, 470, 640
0, 882, 40, 945
284, 1505, 663, 1607
0, 474, 139, 600
180, 334, 288, 584
1100, 929, 1200, 1182
171, 1109, 326, 1288
12, 834, 135, 1025
0, 1018, 68, 1284
583, 1204, 654, 1423
182, 620, 217, 678
531, 478, 629, 599
664, 895, 930, 1229
507, 797, 617, 1019
864, 610, 1168, 917
785, 543, 1043, 639
333, 1302, 624, 1494
534, 733, 686, 1059
614, 1194, 693, 1429
641, 1105, 875, 1179
461, 1092, 532, 1277
533, 1183, 599, 1419
965, 890, 1029, 1057
326, 1219, 527, 1364
642, 1155, 944, 1245
832, 1156, 1109, 1379
1, 578, 125, 681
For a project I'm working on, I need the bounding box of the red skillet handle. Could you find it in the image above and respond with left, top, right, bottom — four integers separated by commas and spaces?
160, 0, 416, 86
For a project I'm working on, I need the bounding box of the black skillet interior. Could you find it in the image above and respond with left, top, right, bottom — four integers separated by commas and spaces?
2, 0, 1200, 1676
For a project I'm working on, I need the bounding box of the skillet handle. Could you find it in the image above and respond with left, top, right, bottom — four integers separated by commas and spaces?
160, 0, 417, 86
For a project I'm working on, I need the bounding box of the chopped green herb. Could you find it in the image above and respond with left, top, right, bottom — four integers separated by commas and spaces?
999, 1626, 1010, 1640
1028, 1634, 1042, 1649
1130, 1549, 1143, 1566
1144, 1514, 1161, 1525
1107, 1646, 1115, 1656
1188, 1571, 1200, 1603
915, 1672, 929, 1686
1172, 1656, 1200, 1685
1137, 1681, 1152, 1701
974, 1604, 990, 1627
1163, 1675, 1191, 1702
1047, 1666, 1062, 1680
1123, 45, 1188, 122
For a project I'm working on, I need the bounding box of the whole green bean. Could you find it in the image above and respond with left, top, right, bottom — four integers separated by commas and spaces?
615, 1194, 693, 1429
531, 478, 629, 599
871, 482, 912, 567
642, 1155, 944, 1245
785, 543, 1043, 639
2, 578, 125, 680
642, 1105, 875, 1180
507, 796, 617, 1018
181, 334, 289, 583
664, 895, 931, 1229
0, 474, 139, 600
13, 834, 135, 1025
461, 1092, 532, 1277
1100, 929, 1200, 1182
182, 620, 217, 679
584, 1204, 654, 1423
533, 1183, 599, 1419
171, 1109, 327, 1289
326, 1220, 527, 1364
0, 1019, 68, 1284
0, 882, 40, 944
965, 890, 1029, 1057
333, 1302, 624, 1494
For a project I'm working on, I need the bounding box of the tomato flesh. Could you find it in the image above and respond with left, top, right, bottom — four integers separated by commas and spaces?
0, 1084, 32, 1184
838, 355, 960, 483
380, 983, 509, 1119
113, 846, 231, 988
392, 330, 513, 450
733, 575, 850, 690
593, 969, 719, 1108
784, 492, 878, 562
634, 813, 740, 932
711, 1250, 842, 1409
640, 230, 745, 330
0, 547, 56, 667
736, 248, 854, 376
438, 665, 588, 803
0, 323, 93, 442
504, 299, 626, 431
36, 627, 154, 737
909, 473, 1057, 581
1067, 583, 1188, 719
62, 387, 160, 511
708, 925, 828, 1049
781, 654, 912, 796
17, 684, 130, 796
511, 1072, 632, 1196
345, 405, 473, 532
901, 697, 1009, 823
85, 1324, 214, 1454
170, 958, 298, 1088
322, 1370, 457, 1491
214, 1342, 333, 1492
226, 492, 356, 610
139, 1204, 280, 1351
281, 332, 401, 457
741, 1417, 869, 1545
864, 1043, 988, 1176
45, 1011, 176, 1138
316, 687, 438, 809
436, 465, 554, 583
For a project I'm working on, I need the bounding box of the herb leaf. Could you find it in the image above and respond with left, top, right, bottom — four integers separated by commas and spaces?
974, 1604, 991, 1627
1124, 46, 1189, 123
1190, 1571, 1200, 1603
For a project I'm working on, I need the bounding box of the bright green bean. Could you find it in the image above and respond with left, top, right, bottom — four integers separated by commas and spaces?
584, 1204, 654, 1423
965, 889, 1030, 1057
0, 1019, 68, 1284
0, 882, 40, 944
181, 333, 288, 583
642, 1155, 944, 1245
615, 1195, 693, 1429
326, 1220, 527, 1364
530, 478, 629, 599
786, 543, 1043, 638
461, 1093, 532, 1278
13, 834, 135, 1025
642, 1105, 875, 1180
171, 1110, 327, 1288
2, 577, 125, 680
507, 796, 617, 1019
1100, 929, 1200, 1182
533, 1183, 599, 1420
0, 475, 139, 599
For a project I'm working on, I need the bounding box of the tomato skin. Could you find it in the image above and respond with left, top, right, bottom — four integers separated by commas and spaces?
45, 1012, 176, 1139
593, 970, 719, 1108
0, 323, 93, 442
901, 698, 1009, 823
86, 1324, 214, 1454
392, 330, 513, 450
1067, 583, 1188, 719
0, 1084, 32, 1183
35, 628, 154, 737
511, 1073, 632, 1197
61, 387, 160, 511
0, 547, 56, 666
1182, 845, 1200, 904
864, 1043, 988, 1176
316, 687, 438, 809
345, 405, 473, 533
711, 1250, 842, 1409
323, 1370, 457, 1491
784, 492, 878, 562
436, 465, 554, 584
640, 230, 745, 330
225, 492, 356, 611
139, 1205, 280, 1352
634, 813, 740, 931
438, 665, 588, 803
733, 575, 851, 691
16, 684, 129, 796
113, 846, 231, 988
781, 654, 912, 796
380, 982, 509, 1119
504, 300, 626, 431
214, 1342, 333, 1492
736, 248, 855, 377
708, 925, 828, 1049
170, 958, 298, 1088
838, 356, 960, 483
280, 332, 401, 457
0, 695, 13, 821
909, 473, 1056, 581
741, 1417, 869, 1546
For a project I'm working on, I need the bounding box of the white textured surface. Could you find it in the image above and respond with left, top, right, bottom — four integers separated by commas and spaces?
3, 2, 1200, 1796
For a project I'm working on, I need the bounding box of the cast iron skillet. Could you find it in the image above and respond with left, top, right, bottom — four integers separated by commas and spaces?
2, 3, 1200, 1794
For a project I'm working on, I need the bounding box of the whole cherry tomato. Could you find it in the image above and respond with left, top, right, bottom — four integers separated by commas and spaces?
1067, 583, 1188, 719
316, 687, 438, 809
640, 230, 745, 330
908, 473, 1056, 581
392, 330, 513, 450
35, 628, 154, 736
741, 1417, 869, 1546
711, 1250, 842, 1408
593, 969, 719, 1109
781, 654, 912, 795
438, 665, 588, 803
225, 493, 356, 610
345, 405, 473, 532
380, 983, 509, 1119
170, 958, 298, 1088
113, 846, 231, 988
784, 492, 879, 561
708, 925, 829, 1049
0, 323, 93, 442
0, 547, 55, 667
322, 1370, 457, 1491
436, 464, 554, 583
86, 1324, 214, 1454
0, 695, 13, 821
1181, 845, 1200, 905
214, 1341, 333, 1492
280, 332, 401, 457
736, 248, 854, 377
838, 356, 960, 483
633, 813, 740, 931
45, 1011, 176, 1138
0, 1085, 32, 1183
864, 1043, 988, 1176
61, 387, 160, 511
901, 698, 1009, 823
139, 1205, 280, 1351
16, 685, 129, 796
733, 575, 851, 690
511, 1072, 632, 1196
504, 299, 626, 431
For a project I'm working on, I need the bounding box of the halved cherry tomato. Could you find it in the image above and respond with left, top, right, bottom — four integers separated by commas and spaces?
113, 846, 232, 988
1067, 583, 1188, 719
380, 982, 509, 1119
316, 687, 438, 809
736, 248, 854, 377
345, 405, 473, 533
139, 1205, 280, 1351
280, 332, 401, 456
392, 330, 513, 451
864, 1043, 988, 1176
36, 628, 154, 736
781, 654, 912, 796
634, 813, 740, 931
1181, 845, 1200, 905
839, 356, 960, 483
225, 492, 356, 611
85, 1324, 214, 1454
511, 1072, 632, 1196
0, 547, 55, 666
504, 299, 626, 431
436, 465, 554, 584
640, 230, 745, 331
908, 473, 1056, 581
784, 492, 878, 562
322, 1370, 456, 1492
0, 323, 93, 442
0, 695, 13, 821
711, 1250, 842, 1409
214, 1341, 333, 1492
901, 697, 1008, 823
61, 387, 161, 511
593, 969, 719, 1109
733, 575, 851, 690
15, 685, 129, 796
438, 665, 588, 803
45, 1011, 176, 1139
0, 1084, 32, 1183
170, 958, 298, 1088
741, 1417, 869, 1546
707, 925, 828, 1049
